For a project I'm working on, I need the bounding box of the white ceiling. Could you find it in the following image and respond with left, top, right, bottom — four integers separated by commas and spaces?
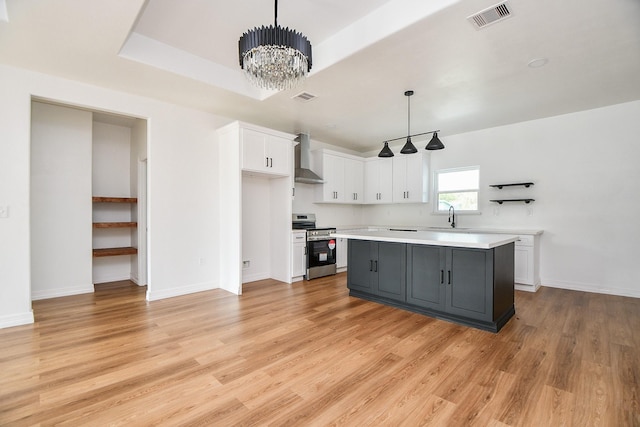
1, 0, 639, 152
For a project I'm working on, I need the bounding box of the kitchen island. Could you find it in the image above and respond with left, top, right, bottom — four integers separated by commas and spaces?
332, 230, 519, 332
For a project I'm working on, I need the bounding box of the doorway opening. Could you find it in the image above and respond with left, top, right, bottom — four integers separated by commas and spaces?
30, 99, 149, 301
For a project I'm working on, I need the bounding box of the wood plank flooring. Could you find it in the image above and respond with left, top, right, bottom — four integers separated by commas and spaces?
1, 273, 639, 426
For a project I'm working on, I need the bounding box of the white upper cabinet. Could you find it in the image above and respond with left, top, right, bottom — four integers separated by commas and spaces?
314, 150, 363, 204
241, 128, 292, 176
344, 158, 364, 203
392, 152, 429, 203
364, 157, 393, 204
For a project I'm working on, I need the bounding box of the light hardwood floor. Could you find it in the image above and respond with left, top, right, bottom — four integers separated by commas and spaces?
1, 273, 639, 426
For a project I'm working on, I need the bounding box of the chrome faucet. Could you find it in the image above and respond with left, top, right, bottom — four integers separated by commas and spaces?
448, 206, 456, 228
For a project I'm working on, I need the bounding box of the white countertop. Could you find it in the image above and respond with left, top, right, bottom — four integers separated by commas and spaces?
331, 225, 543, 236
331, 229, 519, 249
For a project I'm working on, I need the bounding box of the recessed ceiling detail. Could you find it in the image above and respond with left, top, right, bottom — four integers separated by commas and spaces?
468, 1, 513, 29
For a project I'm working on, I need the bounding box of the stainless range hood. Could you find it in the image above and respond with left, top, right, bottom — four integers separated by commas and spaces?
294, 133, 324, 184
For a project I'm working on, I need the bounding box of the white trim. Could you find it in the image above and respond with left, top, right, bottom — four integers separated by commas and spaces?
542, 279, 640, 299
515, 282, 541, 292
0, 0, 7, 23
31, 284, 94, 301
0, 311, 34, 329
145, 280, 218, 301
434, 165, 480, 213
242, 272, 270, 284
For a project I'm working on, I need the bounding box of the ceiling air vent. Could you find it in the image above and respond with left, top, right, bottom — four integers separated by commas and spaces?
468, 1, 513, 29
292, 91, 317, 102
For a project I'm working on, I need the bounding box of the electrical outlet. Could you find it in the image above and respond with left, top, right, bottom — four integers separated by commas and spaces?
242, 260, 250, 269
0, 205, 8, 218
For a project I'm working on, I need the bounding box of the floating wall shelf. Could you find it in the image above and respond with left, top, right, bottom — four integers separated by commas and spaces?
490, 199, 535, 204
489, 182, 534, 189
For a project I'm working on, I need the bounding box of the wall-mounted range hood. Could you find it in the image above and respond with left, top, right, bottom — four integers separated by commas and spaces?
294, 133, 324, 184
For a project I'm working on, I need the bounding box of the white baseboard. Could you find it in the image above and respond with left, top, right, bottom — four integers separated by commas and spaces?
514, 282, 541, 292
242, 271, 269, 284
0, 310, 34, 329
31, 284, 94, 301
93, 273, 132, 285
146, 280, 218, 302
542, 278, 640, 298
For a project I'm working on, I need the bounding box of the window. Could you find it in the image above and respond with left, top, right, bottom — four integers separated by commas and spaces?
435, 166, 480, 212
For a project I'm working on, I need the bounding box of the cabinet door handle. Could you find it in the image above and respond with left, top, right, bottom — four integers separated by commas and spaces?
440, 270, 444, 284
448, 270, 451, 285
374, 260, 378, 272
265, 157, 269, 167
406, 191, 409, 199
369, 260, 373, 271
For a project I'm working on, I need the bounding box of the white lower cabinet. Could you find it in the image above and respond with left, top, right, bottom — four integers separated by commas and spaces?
291, 231, 307, 279
336, 237, 348, 269
514, 234, 540, 292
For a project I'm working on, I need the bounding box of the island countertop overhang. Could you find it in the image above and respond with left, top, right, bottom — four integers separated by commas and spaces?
331, 229, 519, 250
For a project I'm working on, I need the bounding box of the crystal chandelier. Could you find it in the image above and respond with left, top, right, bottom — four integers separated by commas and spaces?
239, 0, 312, 91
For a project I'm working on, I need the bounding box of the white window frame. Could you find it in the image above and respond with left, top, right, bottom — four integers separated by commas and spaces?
433, 166, 481, 214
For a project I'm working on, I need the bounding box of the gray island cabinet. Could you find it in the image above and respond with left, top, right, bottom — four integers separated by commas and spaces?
335, 230, 518, 332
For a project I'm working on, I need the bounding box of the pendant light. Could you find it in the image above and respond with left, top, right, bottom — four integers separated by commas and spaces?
238, 0, 312, 91
400, 91, 418, 154
377, 90, 445, 157
378, 141, 394, 157
425, 132, 445, 150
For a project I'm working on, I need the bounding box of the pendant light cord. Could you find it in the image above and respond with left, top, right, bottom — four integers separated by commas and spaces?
274, 0, 278, 27
407, 94, 411, 137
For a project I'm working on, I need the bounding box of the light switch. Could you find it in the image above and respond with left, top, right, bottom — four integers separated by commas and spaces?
0, 205, 8, 218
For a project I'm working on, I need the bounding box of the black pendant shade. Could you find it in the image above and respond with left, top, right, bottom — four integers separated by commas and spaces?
425, 132, 445, 150
378, 142, 394, 157
400, 136, 417, 154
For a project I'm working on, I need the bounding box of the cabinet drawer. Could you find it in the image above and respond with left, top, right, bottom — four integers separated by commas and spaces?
291, 232, 306, 243
515, 235, 534, 247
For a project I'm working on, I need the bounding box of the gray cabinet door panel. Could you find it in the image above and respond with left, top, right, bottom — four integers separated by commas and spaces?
407, 245, 445, 309
347, 240, 374, 292
447, 248, 492, 320
376, 242, 406, 301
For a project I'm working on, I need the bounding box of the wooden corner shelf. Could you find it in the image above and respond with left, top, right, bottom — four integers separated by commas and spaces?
93, 247, 138, 257
93, 222, 137, 228
92, 196, 138, 203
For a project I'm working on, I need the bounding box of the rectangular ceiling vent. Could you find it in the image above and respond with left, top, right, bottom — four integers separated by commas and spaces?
292, 92, 317, 102
468, 1, 513, 29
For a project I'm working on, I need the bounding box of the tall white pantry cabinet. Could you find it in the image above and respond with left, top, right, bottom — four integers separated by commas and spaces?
217, 121, 295, 295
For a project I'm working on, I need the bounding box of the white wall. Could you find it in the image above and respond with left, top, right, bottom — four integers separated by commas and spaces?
30, 102, 93, 300
242, 175, 271, 282
0, 63, 225, 328
92, 121, 135, 284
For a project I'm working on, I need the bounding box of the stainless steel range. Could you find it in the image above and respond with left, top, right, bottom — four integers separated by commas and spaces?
292, 214, 337, 280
